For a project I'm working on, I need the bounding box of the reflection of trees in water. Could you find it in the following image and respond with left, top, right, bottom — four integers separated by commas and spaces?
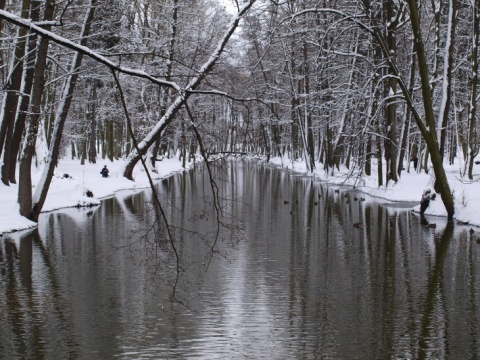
357, 206, 478, 358
465, 231, 479, 357
0, 229, 79, 358
2, 163, 480, 358
416, 221, 453, 359
269, 174, 480, 358
329, 194, 478, 358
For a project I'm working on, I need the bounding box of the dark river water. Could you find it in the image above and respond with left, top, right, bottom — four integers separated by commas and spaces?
1, 161, 480, 359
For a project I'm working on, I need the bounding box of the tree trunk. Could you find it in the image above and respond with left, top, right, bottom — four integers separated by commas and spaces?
8, 1, 40, 183
467, 0, 480, 180
28, 0, 97, 222
423, 146, 429, 173
406, 0, 454, 217
288, 37, 300, 162
384, 0, 398, 183
0, 0, 7, 74
88, 79, 98, 164
438, 0, 457, 160
362, 0, 455, 215
376, 118, 383, 187
397, 43, 416, 176
0, 0, 30, 185
150, 0, 178, 168
302, 34, 315, 171
365, 135, 372, 176
81, 140, 86, 165
18, 0, 55, 220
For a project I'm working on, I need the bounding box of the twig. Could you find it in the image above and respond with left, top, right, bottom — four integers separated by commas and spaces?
112, 69, 181, 300
183, 101, 222, 269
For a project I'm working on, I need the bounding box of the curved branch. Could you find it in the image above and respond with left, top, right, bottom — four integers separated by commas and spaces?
183, 101, 221, 269
112, 69, 182, 300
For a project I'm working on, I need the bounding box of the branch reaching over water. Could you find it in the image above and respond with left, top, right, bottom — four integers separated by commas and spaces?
112, 69, 181, 301
184, 101, 223, 269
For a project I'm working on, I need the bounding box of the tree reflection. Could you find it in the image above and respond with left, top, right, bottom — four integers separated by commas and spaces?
0, 229, 79, 358
2, 163, 480, 358
417, 221, 454, 359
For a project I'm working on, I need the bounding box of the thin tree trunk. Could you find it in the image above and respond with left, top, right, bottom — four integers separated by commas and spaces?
0, 0, 7, 72
331, 32, 360, 172
438, 0, 457, 160
384, 0, 398, 183
302, 22, 314, 171
376, 117, 383, 187
365, 136, 372, 176
88, 79, 98, 164
397, 43, 416, 176
467, 0, 480, 180
150, 0, 178, 168
81, 140, 86, 165
288, 41, 300, 161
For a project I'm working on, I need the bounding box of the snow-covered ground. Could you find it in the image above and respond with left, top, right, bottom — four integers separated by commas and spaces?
271, 156, 480, 227
1, 155, 480, 235
0, 157, 196, 235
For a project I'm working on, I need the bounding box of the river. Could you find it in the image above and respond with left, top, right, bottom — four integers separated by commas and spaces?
1, 161, 479, 359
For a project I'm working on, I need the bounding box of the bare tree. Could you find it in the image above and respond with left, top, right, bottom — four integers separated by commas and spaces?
122, 1, 257, 180
0, 0, 31, 185
30, 0, 97, 222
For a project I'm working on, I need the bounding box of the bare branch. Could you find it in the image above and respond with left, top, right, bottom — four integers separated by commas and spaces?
112, 69, 182, 300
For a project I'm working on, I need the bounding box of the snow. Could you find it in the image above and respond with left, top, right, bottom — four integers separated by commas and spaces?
0, 157, 195, 235
0, 9, 182, 92
1, 154, 480, 236
270, 156, 480, 228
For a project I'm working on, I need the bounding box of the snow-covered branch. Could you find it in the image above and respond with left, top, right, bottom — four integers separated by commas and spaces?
122, 0, 257, 179
0, 9, 183, 93
284, 8, 372, 34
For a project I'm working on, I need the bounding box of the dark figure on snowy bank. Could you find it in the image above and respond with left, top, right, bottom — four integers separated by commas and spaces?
100, 165, 109, 178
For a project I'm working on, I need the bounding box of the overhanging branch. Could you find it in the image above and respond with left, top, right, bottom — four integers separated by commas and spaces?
0, 9, 182, 92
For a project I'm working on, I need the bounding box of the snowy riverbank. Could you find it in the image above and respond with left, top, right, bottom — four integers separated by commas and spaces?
0, 157, 197, 235
1, 155, 480, 235
271, 156, 480, 228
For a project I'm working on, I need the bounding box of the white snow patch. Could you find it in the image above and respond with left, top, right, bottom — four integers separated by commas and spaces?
2, 153, 480, 235
1, 156, 197, 235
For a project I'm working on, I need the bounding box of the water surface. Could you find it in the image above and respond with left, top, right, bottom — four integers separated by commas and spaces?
1, 162, 479, 359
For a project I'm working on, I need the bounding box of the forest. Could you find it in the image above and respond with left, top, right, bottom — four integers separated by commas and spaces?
0, 0, 479, 222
